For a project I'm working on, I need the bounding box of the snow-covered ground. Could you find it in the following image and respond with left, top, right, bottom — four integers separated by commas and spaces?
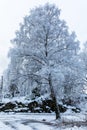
0, 96, 87, 129
0, 113, 86, 130
0, 113, 55, 130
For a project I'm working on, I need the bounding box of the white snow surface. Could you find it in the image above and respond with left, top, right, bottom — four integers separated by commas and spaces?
0, 113, 86, 130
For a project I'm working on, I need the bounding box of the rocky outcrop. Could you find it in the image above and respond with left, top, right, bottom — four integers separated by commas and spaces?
0, 98, 80, 113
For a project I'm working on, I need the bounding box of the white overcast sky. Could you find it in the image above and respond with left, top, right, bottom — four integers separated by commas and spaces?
0, 0, 87, 75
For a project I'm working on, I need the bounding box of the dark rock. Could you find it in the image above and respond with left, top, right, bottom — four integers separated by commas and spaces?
28, 101, 38, 112
42, 99, 55, 112
0, 103, 4, 106
15, 108, 29, 112
42, 119, 46, 121
0, 102, 16, 111
59, 104, 67, 113
41, 99, 67, 113
16, 101, 26, 108
72, 107, 81, 113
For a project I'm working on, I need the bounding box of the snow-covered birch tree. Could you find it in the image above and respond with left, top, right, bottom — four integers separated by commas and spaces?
5, 3, 84, 119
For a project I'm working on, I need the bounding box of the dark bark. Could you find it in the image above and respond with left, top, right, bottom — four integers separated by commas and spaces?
12, 92, 15, 97
45, 33, 48, 57
48, 73, 60, 119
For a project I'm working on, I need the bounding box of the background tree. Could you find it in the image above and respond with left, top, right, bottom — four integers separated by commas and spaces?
9, 83, 19, 97
80, 42, 87, 92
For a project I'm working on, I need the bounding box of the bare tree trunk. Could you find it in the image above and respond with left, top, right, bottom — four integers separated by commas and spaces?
0, 76, 3, 102
48, 73, 60, 119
